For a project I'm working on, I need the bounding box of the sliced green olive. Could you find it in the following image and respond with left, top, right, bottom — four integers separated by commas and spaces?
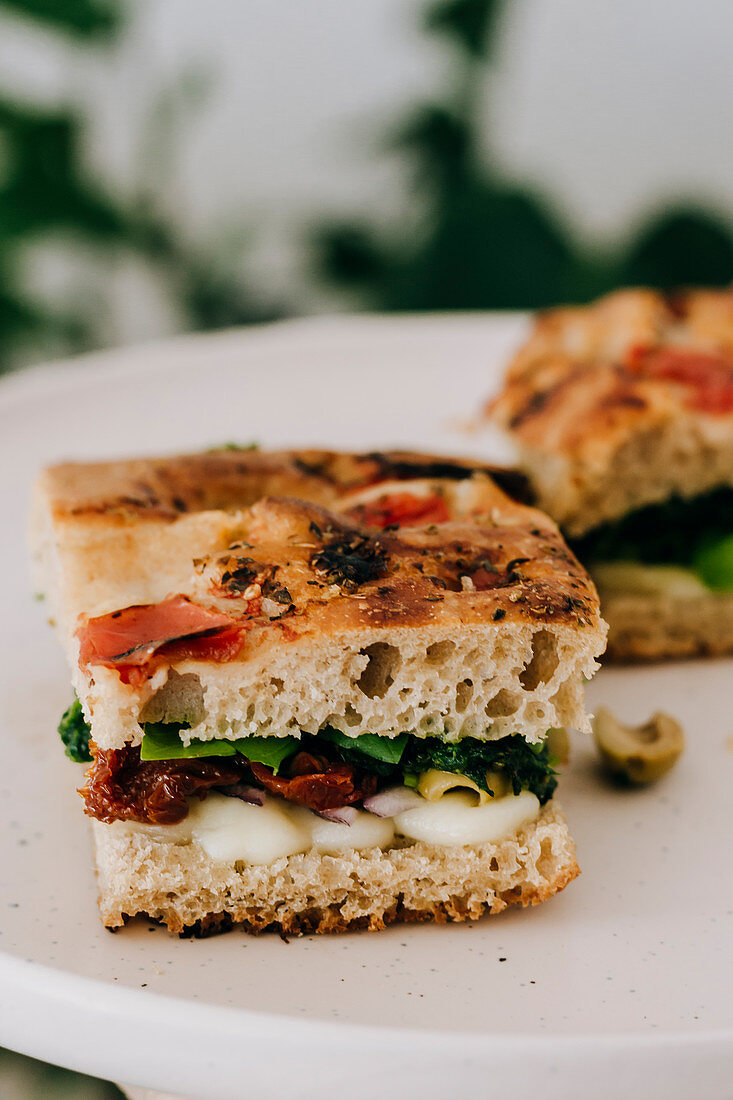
592, 706, 684, 785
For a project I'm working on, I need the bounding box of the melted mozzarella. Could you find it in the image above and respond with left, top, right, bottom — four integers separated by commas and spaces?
300, 808, 394, 854
188, 794, 394, 863
114, 788, 541, 864
187, 794, 311, 864
393, 789, 540, 846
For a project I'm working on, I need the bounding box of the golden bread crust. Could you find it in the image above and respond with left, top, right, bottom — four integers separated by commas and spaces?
488, 287, 733, 533
43, 448, 530, 524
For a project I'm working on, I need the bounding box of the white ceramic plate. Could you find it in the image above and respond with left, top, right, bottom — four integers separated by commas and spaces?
0, 315, 731, 1100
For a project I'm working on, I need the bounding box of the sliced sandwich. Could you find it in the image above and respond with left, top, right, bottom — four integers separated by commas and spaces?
488, 287, 733, 660
32, 447, 605, 934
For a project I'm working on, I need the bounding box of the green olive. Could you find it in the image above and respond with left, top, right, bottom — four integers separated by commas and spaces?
592, 706, 684, 785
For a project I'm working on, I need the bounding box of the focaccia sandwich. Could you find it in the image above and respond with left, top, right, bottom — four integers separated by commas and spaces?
32, 447, 605, 934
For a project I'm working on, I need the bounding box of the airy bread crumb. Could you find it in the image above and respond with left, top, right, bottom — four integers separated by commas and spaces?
93, 801, 578, 935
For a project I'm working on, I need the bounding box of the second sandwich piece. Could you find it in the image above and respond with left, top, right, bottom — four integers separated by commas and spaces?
489, 287, 733, 660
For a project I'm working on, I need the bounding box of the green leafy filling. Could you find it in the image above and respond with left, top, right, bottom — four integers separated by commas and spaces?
58, 699, 557, 804
316, 728, 409, 768
572, 487, 733, 591
140, 723, 298, 773
304, 728, 557, 804
403, 736, 558, 803
58, 697, 92, 763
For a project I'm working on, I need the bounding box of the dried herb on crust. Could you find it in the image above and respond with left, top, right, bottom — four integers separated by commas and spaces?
309, 522, 389, 592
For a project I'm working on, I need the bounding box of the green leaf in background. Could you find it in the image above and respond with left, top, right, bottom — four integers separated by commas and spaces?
2, 0, 121, 37
140, 723, 237, 760
619, 209, 733, 290
424, 0, 502, 60
0, 1044, 125, 1099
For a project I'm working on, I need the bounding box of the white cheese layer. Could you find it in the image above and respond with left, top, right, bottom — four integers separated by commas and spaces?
113, 788, 541, 865
394, 789, 540, 846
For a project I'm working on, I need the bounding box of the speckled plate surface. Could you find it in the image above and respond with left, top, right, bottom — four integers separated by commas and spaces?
1, 315, 731, 1100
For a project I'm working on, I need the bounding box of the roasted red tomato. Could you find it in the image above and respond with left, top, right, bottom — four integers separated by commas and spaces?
627, 344, 733, 414
346, 492, 450, 530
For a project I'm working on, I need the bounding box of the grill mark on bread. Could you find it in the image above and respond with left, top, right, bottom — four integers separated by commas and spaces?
51, 448, 534, 522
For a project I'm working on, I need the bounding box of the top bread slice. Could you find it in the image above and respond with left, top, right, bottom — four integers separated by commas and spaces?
32, 447, 605, 751
488, 287, 733, 536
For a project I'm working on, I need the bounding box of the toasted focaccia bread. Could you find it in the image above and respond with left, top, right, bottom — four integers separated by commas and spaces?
488, 287, 733, 537
33, 449, 604, 750
93, 799, 578, 934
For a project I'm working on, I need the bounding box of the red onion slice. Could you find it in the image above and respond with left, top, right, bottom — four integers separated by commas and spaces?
363, 786, 423, 817
220, 783, 265, 806
318, 806, 358, 825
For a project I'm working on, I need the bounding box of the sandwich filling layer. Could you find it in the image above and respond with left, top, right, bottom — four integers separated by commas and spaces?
62, 700, 556, 860
571, 487, 733, 597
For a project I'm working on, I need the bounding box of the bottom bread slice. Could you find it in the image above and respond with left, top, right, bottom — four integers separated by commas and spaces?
92, 801, 578, 935
602, 590, 733, 661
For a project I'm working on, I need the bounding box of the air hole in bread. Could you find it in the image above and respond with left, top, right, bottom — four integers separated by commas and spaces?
425, 640, 455, 665
484, 689, 520, 718
356, 642, 401, 698
343, 703, 363, 727
270, 677, 284, 693
519, 629, 559, 690
536, 837, 555, 878
455, 679, 473, 713
139, 671, 205, 726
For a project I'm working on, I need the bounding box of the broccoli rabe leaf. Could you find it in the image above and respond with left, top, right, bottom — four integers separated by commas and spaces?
572, 487, 733, 568
140, 724, 298, 774
403, 735, 558, 804
318, 728, 409, 765
140, 724, 237, 760
231, 735, 299, 772
58, 696, 92, 763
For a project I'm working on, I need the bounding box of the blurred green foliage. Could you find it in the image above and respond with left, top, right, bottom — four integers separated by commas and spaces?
0, 0, 277, 371
2, 0, 733, 373
316, 0, 733, 311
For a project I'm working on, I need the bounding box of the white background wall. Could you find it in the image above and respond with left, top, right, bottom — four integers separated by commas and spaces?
1, 0, 732, 340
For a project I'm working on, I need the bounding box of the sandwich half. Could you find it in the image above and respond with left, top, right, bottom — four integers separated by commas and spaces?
32, 447, 605, 934
488, 287, 733, 661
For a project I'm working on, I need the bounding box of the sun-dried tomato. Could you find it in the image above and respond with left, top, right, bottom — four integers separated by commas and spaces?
250, 753, 378, 812
82, 745, 245, 825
